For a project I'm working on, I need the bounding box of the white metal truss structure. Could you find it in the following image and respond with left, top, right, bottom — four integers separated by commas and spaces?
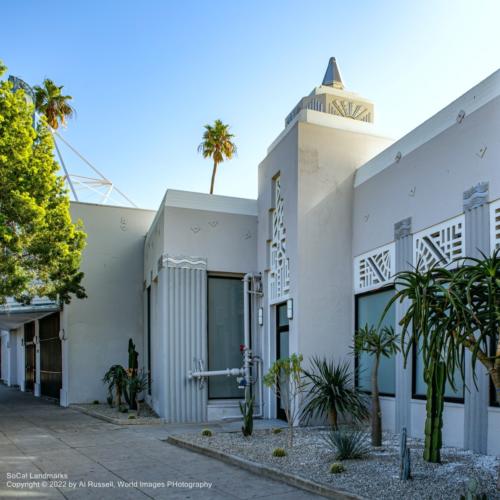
269, 175, 290, 303
8, 75, 136, 207
354, 243, 395, 293
51, 130, 137, 207
413, 215, 465, 270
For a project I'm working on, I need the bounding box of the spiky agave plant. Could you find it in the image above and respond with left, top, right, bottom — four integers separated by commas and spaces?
301, 358, 369, 429
323, 427, 371, 460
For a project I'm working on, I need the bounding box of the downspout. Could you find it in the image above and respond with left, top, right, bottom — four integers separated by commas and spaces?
243, 273, 264, 418
243, 273, 252, 403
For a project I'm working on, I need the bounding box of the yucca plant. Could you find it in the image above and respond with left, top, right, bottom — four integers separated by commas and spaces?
126, 370, 148, 416
301, 358, 369, 429
354, 325, 399, 446
102, 365, 128, 408
323, 427, 370, 460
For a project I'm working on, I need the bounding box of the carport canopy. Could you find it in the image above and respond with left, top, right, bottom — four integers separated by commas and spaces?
0, 298, 60, 330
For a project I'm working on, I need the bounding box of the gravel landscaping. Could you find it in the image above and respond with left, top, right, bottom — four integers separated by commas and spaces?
174, 427, 500, 499
72, 401, 162, 424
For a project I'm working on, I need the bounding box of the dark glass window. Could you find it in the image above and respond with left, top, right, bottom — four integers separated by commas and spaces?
147, 286, 151, 395
355, 288, 396, 396
208, 276, 244, 399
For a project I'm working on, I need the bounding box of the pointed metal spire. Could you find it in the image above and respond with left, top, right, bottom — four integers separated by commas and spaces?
322, 57, 344, 89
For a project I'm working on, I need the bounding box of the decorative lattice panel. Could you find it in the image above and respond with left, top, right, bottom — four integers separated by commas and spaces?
269, 176, 290, 302
354, 243, 395, 293
490, 199, 500, 252
413, 215, 465, 270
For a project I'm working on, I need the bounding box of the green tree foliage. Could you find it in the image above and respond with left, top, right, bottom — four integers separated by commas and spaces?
197, 119, 236, 194
264, 353, 304, 447
0, 62, 86, 304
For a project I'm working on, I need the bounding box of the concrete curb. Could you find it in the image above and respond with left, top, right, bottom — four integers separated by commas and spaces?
71, 404, 164, 425
166, 435, 363, 500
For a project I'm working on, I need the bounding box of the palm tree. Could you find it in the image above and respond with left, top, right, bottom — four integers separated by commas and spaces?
198, 120, 236, 194
301, 357, 369, 430
354, 325, 399, 446
33, 78, 74, 129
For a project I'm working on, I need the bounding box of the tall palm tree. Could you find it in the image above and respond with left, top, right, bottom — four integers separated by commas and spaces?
198, 120, 236, 194
33, 78, 74, 129
354, 325, 399, 446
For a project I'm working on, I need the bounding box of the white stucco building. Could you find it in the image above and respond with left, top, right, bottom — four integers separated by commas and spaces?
1, 58, 499, 456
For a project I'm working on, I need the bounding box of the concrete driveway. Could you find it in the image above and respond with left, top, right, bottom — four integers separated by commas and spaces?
0, 385, 319, 499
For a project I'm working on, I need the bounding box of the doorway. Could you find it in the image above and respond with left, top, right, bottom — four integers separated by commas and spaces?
39, 313, 61, 400
24, 322, 36, 392
276, 303, 289, 420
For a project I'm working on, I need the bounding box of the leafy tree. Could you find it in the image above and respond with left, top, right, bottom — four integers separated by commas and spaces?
197, 119, 236, 194
0, 62, 86, 304
354, 325, 399, 446
302, 357, 368, 430
264, 353, 304, 447
33, 79, 75, 129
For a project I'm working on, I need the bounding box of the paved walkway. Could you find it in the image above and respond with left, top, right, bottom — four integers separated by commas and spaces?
0, 385, 319, 499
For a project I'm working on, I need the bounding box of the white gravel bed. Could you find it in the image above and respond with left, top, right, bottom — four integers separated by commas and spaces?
178, 427, 500, 499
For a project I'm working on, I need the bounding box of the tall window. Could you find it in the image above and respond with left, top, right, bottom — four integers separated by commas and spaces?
491, 335, 499, 407
413, 343, 464, 402
276, 303, 289, 420
208, 275, 244, 399
355, 288, 396, 396
147, 286, 151, 395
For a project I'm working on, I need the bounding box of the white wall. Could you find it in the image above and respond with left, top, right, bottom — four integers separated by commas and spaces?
144, 194, 258, 420
65, 202, 155, 404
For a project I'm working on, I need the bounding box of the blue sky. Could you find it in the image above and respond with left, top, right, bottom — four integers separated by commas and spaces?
3, 1, 500, 209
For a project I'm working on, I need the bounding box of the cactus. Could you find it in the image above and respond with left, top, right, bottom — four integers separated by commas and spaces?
423, 360, 446, 463
128, 338, 139, 375
239, 394, 254, 437
399, 427, 411, 480
329, 462, 345, 474
125, 339, 139, 409
272, 447, 287, 457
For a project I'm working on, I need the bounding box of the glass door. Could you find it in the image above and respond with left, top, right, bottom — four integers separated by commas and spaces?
24, 322, 36, 392
276, 303, 289, 420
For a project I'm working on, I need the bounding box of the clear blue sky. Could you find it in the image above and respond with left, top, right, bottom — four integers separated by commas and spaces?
3, 0, 500, 209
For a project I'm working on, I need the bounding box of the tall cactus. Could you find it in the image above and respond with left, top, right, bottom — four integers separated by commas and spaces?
423, 360, 446, 463
128, 338, 138, 375
126, 338, 139, 410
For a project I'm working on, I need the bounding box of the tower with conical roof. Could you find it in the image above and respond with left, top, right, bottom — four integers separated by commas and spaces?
285, 57, 374, 127
257, 57, 392, 398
